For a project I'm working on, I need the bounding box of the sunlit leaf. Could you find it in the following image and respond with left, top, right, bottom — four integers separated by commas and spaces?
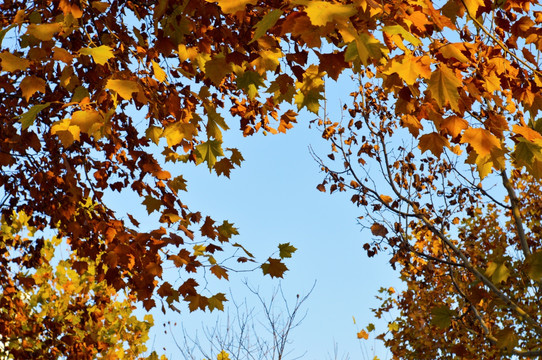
79, 45, 115, 65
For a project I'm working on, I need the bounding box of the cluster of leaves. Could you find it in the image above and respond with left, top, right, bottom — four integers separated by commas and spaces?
0, 211, 156, 358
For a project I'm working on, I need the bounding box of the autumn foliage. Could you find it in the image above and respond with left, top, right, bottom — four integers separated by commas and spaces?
1, 0, 542, 358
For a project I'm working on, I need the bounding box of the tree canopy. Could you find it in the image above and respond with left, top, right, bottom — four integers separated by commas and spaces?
1, 0, 542, 358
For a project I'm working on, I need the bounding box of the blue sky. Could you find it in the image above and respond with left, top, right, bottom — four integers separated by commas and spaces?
124, 77, 404, 359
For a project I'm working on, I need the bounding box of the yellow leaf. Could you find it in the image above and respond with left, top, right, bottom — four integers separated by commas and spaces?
460, 128, 501, 157
204, 54, 232, 85
20, 76, 46, 102
152, 60, 167, 82
251, 49, 283, 75
427, 65, 462, 111
513, 124, 542, 141
418, 132, 450, 158
106, 79, 139, 100
346, 32, 388, 66
205, 0, 257, 14
217, 350, 230, 360
51, 119, 80, 147
163, 122, 197, 147
439, 43, 469, 63
385, 55, 431, 85
297, 0, 357, 26
79, 45, 114, 65
484, 72, 501, 93
400, 114, 424, 137
70, 110, 103, 133
380, 195, 393, 204
0, 51, 30, 72
463, 0, 484, 16
193, 244, 206, 256
146, 126, 163, 145
26, 22, 63, 41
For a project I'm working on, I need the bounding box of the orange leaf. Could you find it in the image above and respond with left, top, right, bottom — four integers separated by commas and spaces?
206, 0, 257, 14
210, 265, 229, 280
512, 125, 542, 142
0, 51, 30, 72
460, 128, 501, 157
441, 116, 468, 138
20, 76, 46, 102
357, 330, 369, 340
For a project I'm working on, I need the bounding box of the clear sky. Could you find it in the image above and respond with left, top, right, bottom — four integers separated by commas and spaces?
116, 76, 405, 359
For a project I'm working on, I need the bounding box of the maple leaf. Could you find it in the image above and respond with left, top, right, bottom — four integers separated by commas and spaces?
18, 103, 51, 130
261, 258, 288, 278
196, 140, 224, 170
441, 116, 468, 138
370, 223, 388, 237
439, 43, 469, 63
26, 23, 63, 41
431, 305, 455, 329
204, 54, 232, 85
20, 76, 46, 102
185, 294, 207, 312
167, 175, 187, 194
208, 293, 227, 312
163, 122, 197, 147
357, 330, 369, 339
385, 55, 431, 85
295, 0, 356, 27
210, 265, 228, 280
251, 49, 283, 75
0, 51, 30, 72
382, 25, 422, 47
146, 126, 163, 145
217, 220, 238, 242
106, 79, 139, 100
527, 251, 542, 281
346, 33, 388, 66
236, 71, 264, 99
70, 110, 104, 133
460, 128, 501, 158
142, 195, 162, 214
250, 9, 283, 44
278, 243, 297, 259
51, 119, 80, 147
214, 158, 235, 177
151, 60, 167, 82
317, 51, 348, 81
427, 65, 462, 111
206, 0, 257, 14
294, 65, 325, 114
485, 261, 510, 284
205, 103, 229, 141
418, 132, 450, 158
79, 45, 115, 65
400, 114, 424, 137
495, 328, 519, 350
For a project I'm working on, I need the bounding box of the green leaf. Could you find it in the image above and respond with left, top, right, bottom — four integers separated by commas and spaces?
527, 251, 542, 281
250, 9, 283, 44
278, 243, 297, 259
236, 71, 264, 100
142, 195, 162, 214
205, 103, 229, 140
261, 258, 288, 278
218, 221, 239, 241
196, 140, 224, 170
431, 305, 455, 329
495, 327, 518, 350
18, 103, 51, 130
485, 261, 510, 284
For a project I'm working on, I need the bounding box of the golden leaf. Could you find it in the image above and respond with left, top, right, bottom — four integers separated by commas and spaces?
20, 76, 46, 102
79, 45, 115, 65
105, 79, 139, 100
205, 0, 257, 14
427, 65, 462, 111
460, 128, 501, 157
0, 51, 30, 72
26, 23, 63, 41
418, 132, 450, 158
152, 60, 167, 82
